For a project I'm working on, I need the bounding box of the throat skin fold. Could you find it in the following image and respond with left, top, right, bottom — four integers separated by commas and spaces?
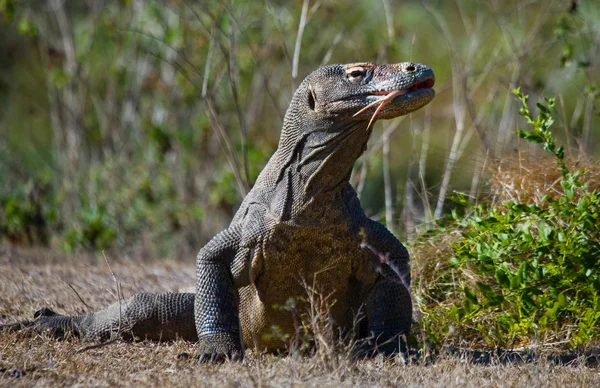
256, 83, 371, 225
276, 120, 368, 224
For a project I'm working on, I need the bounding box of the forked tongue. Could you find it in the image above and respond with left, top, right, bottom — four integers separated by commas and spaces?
352, 90, 404, 130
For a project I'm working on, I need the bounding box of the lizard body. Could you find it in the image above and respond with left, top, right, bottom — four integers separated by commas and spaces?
2, 62, 435, 362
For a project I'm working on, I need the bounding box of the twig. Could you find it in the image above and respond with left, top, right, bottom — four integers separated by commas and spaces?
382, 132, 394, 232
67, 283, 93, 310
359, 241, 432, 357
77, 337, 120, 353
422, 0, 468, 220
116, 26, 204, 80
352, 117, 405, 195
205, 98, 249, 197
224, 18, 251, 187
381, 0, 395, 41
418, 104, 433, 221
77, 251, 124, 353
359, 242, 410, 291
355, 157, 369, 200
469, 147, 489, 203
321, 32, 343, 66
292, 0, 310, 80
223, 9, 285, 121
103, 251, 124, 343
580, 91, 594, 156
201, 27, 215, 98
402, 179, 416, 243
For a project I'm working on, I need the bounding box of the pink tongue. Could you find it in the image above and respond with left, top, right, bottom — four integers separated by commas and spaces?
353, 90, 405, 130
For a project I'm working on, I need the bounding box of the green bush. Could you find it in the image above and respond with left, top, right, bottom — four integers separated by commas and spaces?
60, 159, 205, 253
0, 157, 204, 255
0, 177, 58, 245
415, 88, 600, 349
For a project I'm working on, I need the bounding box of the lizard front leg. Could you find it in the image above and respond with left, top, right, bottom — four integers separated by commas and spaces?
194, 224, 251, 362
359, 219, 412, 357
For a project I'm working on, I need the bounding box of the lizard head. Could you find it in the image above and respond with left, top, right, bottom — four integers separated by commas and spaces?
274, 62, 435, 201
305, 62, 435, 127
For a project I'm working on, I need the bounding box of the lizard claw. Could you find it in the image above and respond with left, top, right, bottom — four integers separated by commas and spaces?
197, 350, 243, 363
1, 307, 71, 338
0, 308, 43, 333
34, 307, 59, 318
197, 333, 244, 363
0, 320, 34, 333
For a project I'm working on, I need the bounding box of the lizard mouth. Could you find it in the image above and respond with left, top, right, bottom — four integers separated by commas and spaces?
366, 77, 435, 96
351, 76, 435, 129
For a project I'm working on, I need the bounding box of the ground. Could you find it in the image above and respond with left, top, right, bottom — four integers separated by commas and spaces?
1, 247, 599, 387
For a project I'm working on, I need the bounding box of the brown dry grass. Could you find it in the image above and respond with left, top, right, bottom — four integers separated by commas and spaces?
1, 247, 599, 387
489, 152, 600, 205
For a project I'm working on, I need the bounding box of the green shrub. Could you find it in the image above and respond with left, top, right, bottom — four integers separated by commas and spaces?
0, 158, 204, 255
415, 88, 600, 349
61, 159, 204, 253
0, 177, 58, 245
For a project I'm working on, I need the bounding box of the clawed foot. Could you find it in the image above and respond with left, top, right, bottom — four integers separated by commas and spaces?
33, 307, 59, 318
197, 350, 243, 363
0, 307, 69, 338
197, 333, 244, 363
0, 320, 33, 333
0, 308, 53, 333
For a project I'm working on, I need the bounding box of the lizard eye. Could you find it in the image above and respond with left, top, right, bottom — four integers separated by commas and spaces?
346, 66, 366, 83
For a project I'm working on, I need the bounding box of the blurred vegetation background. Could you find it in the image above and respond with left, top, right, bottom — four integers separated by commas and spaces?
0, 0, 598, 258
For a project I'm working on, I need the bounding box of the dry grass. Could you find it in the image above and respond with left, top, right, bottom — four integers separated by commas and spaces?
1, 247, 599, 387
490, 152, 600, 205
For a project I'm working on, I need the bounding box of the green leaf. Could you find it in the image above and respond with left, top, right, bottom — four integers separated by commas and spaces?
477, 282, 503, 306
496, 268, 510, 288
515, 130, 528, 139
464, 286, 479, 305
558, 293, 567, 308
510, 270, 521, 289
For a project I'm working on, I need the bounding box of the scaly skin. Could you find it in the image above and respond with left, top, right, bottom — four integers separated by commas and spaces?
2, 62, 435, 363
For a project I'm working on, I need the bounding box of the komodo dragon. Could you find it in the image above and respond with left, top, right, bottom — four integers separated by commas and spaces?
2, 62, 435, 362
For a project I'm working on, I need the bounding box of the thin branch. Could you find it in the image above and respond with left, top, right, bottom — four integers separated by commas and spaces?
382, 132, 394, 231
403, 179, 416, 243
469, 147, 488, 203
103, 250, 123, 337
78, 251, 124, 352
77, 337, 120, 353
292, 0, 310, 80
418, 104, 433, 221
381, 0, 395, 41
225, 19, 251, 187
205, 98, 249, 197
201, 27, 215, 98
580, 91, 594, 156
115, 26, 204, 80
67, 283, 93, 310
321, 32, 343, 66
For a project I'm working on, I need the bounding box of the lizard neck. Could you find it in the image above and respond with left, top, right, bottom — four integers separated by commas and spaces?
264, 116, 369, 223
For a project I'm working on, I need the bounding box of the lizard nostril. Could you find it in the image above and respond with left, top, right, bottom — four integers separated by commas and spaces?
404, 64, 416, 73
